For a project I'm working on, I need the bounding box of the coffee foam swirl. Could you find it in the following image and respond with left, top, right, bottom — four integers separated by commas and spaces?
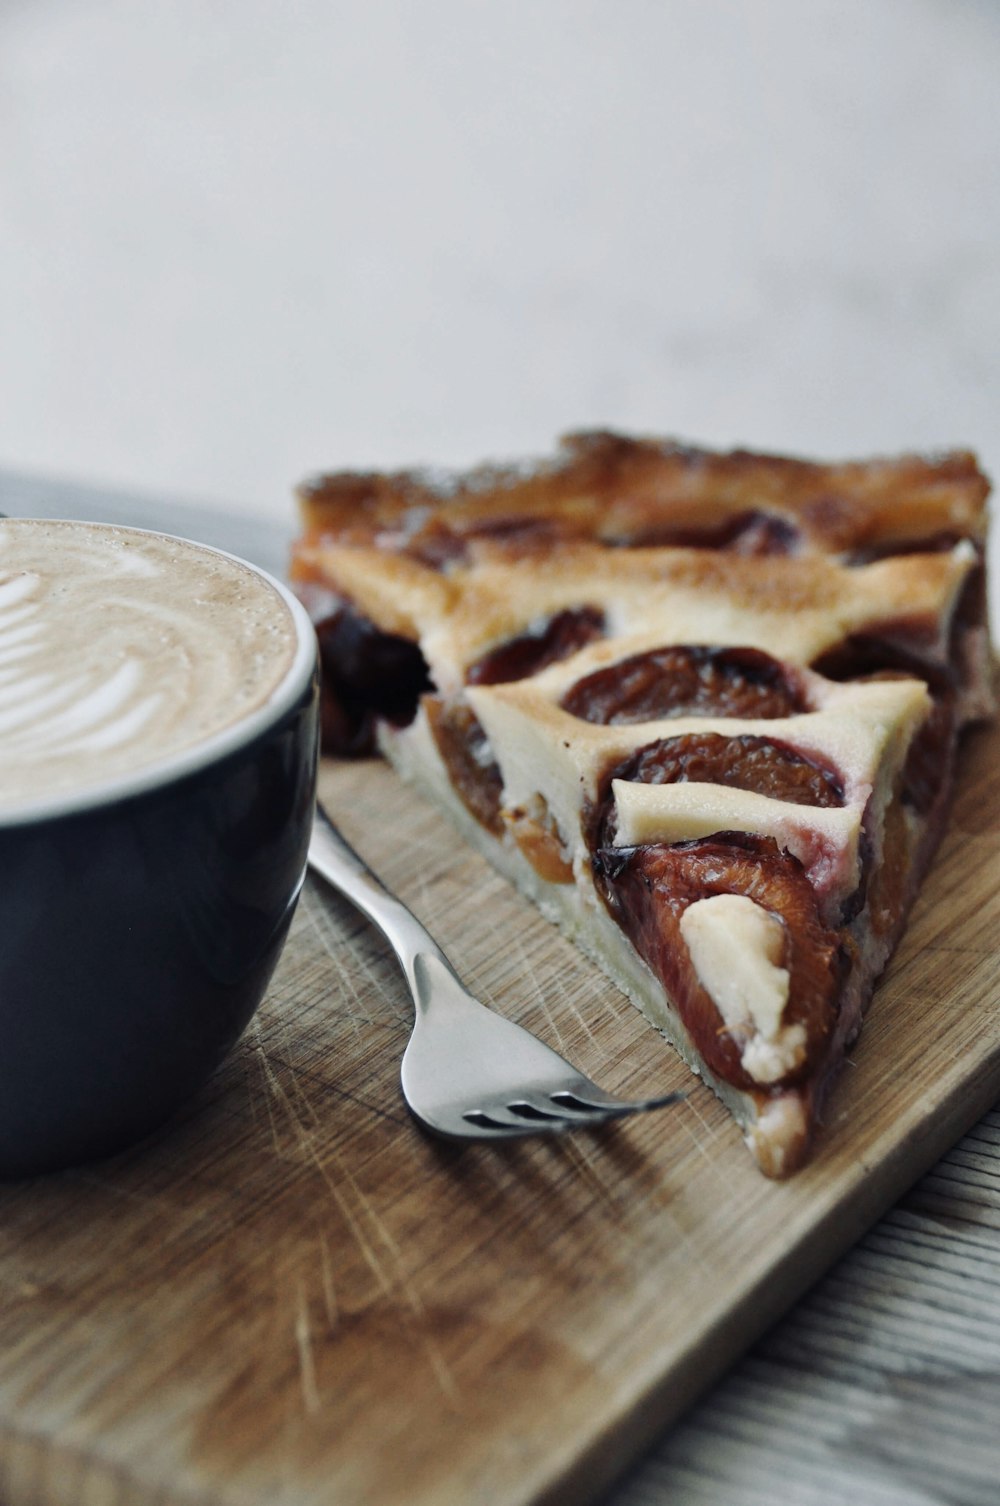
0, 520, 300, 813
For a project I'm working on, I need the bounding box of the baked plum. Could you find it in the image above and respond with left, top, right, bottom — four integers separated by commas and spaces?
587, 732, 845, 851
425, 697, 504, 835
561, 645, 809, 725
313, 605, 432, 756
467, 607, 605, 686
593, 834, 842, 1093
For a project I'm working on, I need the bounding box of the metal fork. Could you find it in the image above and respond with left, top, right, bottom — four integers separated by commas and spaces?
307, 801, 682, 1141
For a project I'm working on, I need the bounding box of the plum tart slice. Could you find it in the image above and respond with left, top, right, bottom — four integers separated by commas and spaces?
291, 431, 993, 1176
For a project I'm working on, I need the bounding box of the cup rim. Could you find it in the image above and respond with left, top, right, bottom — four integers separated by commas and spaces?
0, 519, 318, 829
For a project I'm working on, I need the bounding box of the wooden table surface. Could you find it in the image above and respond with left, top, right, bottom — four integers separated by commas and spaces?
4, 470, 1000, 1506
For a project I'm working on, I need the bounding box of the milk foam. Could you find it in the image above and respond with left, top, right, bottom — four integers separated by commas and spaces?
0, 520, 299, 811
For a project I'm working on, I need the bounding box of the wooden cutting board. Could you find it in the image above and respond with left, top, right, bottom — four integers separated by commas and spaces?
1, 725, 999, 1506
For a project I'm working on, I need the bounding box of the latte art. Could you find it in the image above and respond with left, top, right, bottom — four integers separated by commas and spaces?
0, 520, 301, 812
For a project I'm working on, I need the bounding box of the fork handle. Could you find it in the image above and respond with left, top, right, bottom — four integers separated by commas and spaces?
307, 801, 452, 998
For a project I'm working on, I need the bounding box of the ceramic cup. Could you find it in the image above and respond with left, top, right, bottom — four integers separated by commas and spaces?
0, 519, 319, 1177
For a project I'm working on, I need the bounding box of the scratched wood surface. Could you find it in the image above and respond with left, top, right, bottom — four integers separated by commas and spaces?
0, 720, 997, 1506
611, 1106, 1000, 1506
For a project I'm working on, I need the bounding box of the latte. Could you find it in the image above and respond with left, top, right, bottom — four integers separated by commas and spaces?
0, 519, 304, 812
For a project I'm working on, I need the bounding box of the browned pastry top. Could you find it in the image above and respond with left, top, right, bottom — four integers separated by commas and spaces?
296, 429, 990, 562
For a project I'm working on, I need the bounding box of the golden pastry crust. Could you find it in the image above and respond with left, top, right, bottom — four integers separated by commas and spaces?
296, 429, 989, 558
295, 537, 980, 695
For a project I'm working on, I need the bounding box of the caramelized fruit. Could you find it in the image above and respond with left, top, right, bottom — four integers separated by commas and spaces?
809, 619, 948, 695
425, 698, 504, 835
593, 835, 841, 1092
467, 607, 605, 686
561, 645, 808, 725
620, 510, 799, 556
314, 606, 432, 756
587, 732, 844, 851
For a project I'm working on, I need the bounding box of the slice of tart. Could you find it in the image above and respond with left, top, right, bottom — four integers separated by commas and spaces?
290, 431, 993, 1176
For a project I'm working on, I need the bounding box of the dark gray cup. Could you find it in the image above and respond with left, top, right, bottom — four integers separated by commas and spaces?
0, 525, 320, 1177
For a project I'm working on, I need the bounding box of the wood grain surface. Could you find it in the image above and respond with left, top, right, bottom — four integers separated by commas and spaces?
0, 723, 998, 1506
611, 1104, 1000, 1506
